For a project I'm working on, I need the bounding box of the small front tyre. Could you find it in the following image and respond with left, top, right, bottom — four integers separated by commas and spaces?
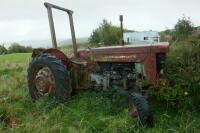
128, 93, 154, 127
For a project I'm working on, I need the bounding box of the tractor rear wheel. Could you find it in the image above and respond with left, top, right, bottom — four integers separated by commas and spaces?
27, 54, 72, 101
128, 93, 154, 127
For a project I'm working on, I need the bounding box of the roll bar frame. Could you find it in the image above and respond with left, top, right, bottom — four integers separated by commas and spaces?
44, 2, 77, 57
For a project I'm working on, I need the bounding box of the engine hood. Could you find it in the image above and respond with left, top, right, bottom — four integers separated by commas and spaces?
77, 42, 169, 62
90, 42, 169, 54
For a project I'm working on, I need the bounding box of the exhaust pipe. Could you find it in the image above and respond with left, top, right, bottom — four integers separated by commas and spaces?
119, 15, 124, 46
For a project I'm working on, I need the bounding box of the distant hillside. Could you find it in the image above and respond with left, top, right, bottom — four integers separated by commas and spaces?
2, 37, 89, 48
59, 37, 88, 45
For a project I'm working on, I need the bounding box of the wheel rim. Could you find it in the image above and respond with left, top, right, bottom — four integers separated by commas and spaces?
32, 65, 55, 98
128, 101, 139, 117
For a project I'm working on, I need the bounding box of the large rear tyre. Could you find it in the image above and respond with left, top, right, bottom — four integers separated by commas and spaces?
128, 93, 154, 127
27, 54, 72, 101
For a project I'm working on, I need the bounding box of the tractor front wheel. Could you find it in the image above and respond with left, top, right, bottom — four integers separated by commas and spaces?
128, 93, 154, 127
27, 54, 72, 101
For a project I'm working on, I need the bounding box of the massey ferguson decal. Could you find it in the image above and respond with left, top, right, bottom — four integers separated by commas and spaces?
94, 54, 138, 62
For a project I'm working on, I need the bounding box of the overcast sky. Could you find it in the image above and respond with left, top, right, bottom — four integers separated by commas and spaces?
0, 0, 200, 42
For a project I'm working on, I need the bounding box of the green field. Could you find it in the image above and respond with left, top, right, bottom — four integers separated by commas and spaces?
0, 53, 200, 132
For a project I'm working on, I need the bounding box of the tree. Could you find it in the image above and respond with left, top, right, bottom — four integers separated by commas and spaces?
0, 44, 7, 55
159, 28, 174, 42
89, 19, 121, 46
8, 43, 32, 53
174, 16, 194, 40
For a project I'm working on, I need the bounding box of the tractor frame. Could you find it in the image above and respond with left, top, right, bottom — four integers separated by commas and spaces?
28, 2, 170, 127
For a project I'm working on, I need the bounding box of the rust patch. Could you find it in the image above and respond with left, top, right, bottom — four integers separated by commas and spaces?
128, 100, 138, 117
33, 65, 55, 97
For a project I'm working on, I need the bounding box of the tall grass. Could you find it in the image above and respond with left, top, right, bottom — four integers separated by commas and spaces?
0, 53, 200, 132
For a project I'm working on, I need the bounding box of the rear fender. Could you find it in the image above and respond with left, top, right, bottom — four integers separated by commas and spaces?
32, 48, 70, 67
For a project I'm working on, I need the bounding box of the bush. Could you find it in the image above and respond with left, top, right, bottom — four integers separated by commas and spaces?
8, 43, 32, 53
0, 45, 7, 55
152, 37, 200, 110
174, 16, 194, 41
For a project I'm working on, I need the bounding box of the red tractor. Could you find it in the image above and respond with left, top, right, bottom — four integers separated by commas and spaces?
27, 2, 169, 127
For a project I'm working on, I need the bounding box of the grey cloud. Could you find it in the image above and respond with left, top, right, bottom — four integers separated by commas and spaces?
0, 0, 200, 42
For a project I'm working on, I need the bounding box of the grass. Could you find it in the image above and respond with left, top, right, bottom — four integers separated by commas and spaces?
0, 53, 200, 132
0, 53, 31, 64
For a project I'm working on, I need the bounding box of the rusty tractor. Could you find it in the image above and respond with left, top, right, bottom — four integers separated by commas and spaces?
27, 2, 169, 127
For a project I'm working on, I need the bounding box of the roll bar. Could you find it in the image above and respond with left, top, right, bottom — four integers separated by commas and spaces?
44, 2, 77, 57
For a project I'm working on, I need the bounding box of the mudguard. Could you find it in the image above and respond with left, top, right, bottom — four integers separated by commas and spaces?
32, 48, 70, 67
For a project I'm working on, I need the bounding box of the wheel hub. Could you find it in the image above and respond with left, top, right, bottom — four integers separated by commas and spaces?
128, 101, 138, 117
35, 67, 55, 96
